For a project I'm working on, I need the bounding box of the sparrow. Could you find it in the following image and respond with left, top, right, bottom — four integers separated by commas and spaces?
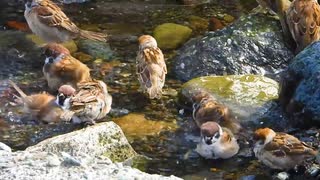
253, 127, 318, 170
255, 0, 293, 49
195, 121, 240, 159
136, 35, 167, 99
56, 80, 112, 124
9, 80, 64, 123
286, 0, 320, 53
24, 0, 107, 43
192, 96, 241, 134
42, 43, 92, 91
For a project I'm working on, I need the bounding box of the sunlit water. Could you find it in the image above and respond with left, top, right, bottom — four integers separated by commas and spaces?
0, 0, 290, 179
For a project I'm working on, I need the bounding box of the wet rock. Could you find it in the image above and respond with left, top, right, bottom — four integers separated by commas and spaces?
113, 113, 177, 138
208, 17, 224, 31
279, 41, 320, 125
73, 52, 93, 63
76, 39, 115, 60
274, 172, 289, 180
0, 122, 180, 180
179, 75, 279, 123
188, 15, 208, 34
174, 13, 294, 82
223, 14, 235, 23
27, 122, 137, 162
153, 23, 192, 50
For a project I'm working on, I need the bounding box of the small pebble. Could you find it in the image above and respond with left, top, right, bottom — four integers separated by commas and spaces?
275, 172, 289, 180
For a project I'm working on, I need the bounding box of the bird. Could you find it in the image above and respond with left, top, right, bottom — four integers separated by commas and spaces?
192, 96, 241, 134
286, 0, 320, 53
255, 0, 294, 50
136, 35, 167, 99
9, 80, 64, 123
42, 43, 92, 91
56, 80, 112, 124
195, 121, 240, 159
253, 127, 318, 170
24, 0, 107, 43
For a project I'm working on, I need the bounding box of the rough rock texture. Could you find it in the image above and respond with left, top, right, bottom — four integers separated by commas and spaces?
174, 13, 294, 82
0, 122, 181, 180
153, 23, 192, 50
180, 75, 284, 126
279, 41, 320, 125
76, 39, 115, 60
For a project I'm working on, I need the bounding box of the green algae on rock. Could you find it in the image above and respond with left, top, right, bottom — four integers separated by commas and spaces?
113, 113, 177, 139
27, 122, 137, 163
153, 23, 192, 50
180, 75, 279, 122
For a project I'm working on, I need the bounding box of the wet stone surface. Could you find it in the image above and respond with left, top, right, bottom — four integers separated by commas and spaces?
0, 0, 319, 179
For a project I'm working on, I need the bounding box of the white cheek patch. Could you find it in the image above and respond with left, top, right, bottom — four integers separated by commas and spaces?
45, 57, 50, 64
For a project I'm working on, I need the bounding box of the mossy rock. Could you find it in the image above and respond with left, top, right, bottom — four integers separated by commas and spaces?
153, 23, 192, 50
180, 75, 279, 122
27, 122, 137, 163
76, 39, 115, 60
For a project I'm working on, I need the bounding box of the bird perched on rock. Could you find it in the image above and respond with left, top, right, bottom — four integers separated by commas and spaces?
24, 0, 107, 43
42, 43, 92, 91
255, 0, 294, 49
136, 35, 167, 99
56, 80, 112, 124
9, 80, 64, 123
286, 0, 320, 53
195, 121, 240, 159
193, 96, 241, 134
253, 127, 318, 170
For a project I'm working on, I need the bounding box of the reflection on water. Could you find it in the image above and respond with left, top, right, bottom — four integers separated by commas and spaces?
0, 0, 274, 179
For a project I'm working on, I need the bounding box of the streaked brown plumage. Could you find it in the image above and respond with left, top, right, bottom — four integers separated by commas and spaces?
9, 80, 64, 123
57, 80, 112, 124
193, 97, 241, 134
43, 43, 92, 91
286, 0, 320, 53
136, 35, 167, 99
254, 127, 318, 170
24, 0, 107, 43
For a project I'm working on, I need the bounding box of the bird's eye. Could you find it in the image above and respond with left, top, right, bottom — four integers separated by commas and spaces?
214, 133, 220, 139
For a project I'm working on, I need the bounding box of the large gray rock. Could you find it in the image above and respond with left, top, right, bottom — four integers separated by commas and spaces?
279, 41, 320, 126
174, 13, 294, 82
0, 122, 181, 180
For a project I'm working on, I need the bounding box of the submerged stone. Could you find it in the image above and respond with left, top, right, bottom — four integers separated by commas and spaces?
113, 113, 177, 139
174, 13, 294, 81
76, 39, 115, 60
153, 23, 192, 50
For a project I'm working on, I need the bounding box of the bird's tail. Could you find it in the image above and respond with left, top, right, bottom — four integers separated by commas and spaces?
79, 30, 108, 42
9, 80, 27, 99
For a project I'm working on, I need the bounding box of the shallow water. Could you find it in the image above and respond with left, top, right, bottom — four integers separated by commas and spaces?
0, 0, 300, 179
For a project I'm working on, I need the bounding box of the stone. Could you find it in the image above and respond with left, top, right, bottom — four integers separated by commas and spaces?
76, 39, 115, 60
223, 14, 235, 23
73, 52, 93, 62
0, 122, 181, 180
153, 23, 192, 50
174, 13, 294, 82
27, 122, 137, 162
113, 113, 177, 138
0, 142, 11, 152
279, 41, 320, 125
179, 75, 280, 124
